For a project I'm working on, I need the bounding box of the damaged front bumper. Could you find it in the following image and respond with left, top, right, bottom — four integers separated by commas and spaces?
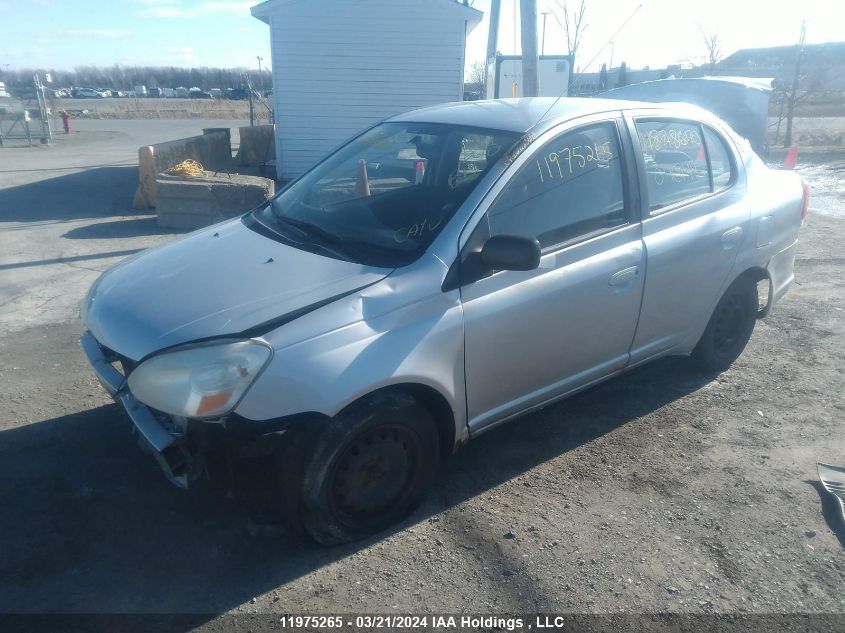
81, 331, 324, 529
81, 331, 195, 489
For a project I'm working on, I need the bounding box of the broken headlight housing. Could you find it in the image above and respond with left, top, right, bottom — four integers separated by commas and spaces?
127, 340, 272, 418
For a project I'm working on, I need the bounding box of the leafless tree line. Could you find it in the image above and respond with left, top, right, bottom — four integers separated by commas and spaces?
1, 65, 272, 91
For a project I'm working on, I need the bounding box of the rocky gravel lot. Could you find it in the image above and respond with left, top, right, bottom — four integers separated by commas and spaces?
0, 127, 843, 623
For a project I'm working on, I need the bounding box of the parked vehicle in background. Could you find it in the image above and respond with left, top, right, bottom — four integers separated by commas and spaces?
134, 85, 148, 97
80, 98, 808, 545
174, 86, 189, 98
148, 87, 163, 98
226, 87, 249, 100
189, 88, 213, 99
162, 88, 175, 98
74, 88, 109, 98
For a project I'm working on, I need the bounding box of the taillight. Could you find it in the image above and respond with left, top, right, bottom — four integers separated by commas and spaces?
801, 180, 811, 223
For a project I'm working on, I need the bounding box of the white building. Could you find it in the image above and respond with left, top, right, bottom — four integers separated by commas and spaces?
251, 0, 482, 180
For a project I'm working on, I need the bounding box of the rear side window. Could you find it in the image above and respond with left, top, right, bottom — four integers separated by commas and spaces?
487, 122, 627, 249
635, 120, 710, 212
703, 126, 733, 190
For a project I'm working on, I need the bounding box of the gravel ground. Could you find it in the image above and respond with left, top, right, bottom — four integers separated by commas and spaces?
0, 123, 843, 621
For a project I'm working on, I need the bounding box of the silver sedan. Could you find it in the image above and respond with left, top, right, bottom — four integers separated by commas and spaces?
81, 98, 808, 544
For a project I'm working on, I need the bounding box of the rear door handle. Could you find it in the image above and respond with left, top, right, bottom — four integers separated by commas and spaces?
721, 226, 744, 250
609, 266, 639, 286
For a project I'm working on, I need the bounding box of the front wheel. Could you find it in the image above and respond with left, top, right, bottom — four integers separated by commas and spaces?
693, 276, 758, 373
300, 392, 440, 545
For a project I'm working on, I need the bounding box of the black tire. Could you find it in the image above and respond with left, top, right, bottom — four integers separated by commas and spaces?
300, 392, 440, 545
693, 275, 758, 373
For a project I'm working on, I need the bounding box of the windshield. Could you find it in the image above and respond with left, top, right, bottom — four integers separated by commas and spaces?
253, 122, 519, 267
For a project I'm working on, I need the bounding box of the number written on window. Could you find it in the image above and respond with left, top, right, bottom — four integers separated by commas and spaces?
535, 141, 614, 183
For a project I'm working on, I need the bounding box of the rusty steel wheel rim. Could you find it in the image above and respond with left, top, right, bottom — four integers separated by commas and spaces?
328, 424, 419, 527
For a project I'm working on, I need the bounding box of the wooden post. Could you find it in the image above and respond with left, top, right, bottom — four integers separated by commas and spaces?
248, 88, 255, 127
520, 0, 540, 97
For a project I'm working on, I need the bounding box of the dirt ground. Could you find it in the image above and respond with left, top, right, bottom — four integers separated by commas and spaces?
0, 120, 843, 622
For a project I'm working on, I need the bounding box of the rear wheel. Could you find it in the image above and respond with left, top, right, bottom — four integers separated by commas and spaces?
693, 276, 758, 372
300, 392, 440, 545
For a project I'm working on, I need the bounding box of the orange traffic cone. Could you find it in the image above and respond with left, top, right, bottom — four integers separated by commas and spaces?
783, 145, 799, 169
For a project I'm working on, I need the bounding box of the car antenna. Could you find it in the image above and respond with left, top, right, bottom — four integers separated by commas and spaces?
532, 3, 644, 130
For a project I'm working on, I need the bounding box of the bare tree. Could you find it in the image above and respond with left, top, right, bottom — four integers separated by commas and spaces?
784, 20, 807, 148
2, 65, 272, 93
553, 0, 588, 64
467, 60, 486, 89
699, 26, 722, 74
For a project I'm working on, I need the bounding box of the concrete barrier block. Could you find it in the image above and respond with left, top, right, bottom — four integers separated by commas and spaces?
133, 130, 234, 209
132, 145, 157, 209
237, 124, 276, 166
155, 172, 274, 230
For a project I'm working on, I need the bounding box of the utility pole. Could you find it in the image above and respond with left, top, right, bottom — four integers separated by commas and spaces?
520, 0, 540, 97
256, 56, 264, 92
484, 0, 501, 96
784, 20, 806, 149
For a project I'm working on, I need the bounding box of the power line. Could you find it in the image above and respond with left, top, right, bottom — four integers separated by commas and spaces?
533, 3, 643, 127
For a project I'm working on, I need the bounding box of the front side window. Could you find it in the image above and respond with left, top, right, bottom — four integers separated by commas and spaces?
635, 120, 711, 212
253, 122, 519, 267
486, 122, 627, 249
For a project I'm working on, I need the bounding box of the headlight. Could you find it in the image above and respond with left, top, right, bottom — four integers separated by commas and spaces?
127, 340, 272, 418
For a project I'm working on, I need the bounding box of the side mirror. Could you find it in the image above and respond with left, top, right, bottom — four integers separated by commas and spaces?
480, 234, 541, 272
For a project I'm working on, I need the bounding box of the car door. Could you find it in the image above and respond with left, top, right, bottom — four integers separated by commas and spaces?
457, 117, 646, 433
624, 114, 750, 364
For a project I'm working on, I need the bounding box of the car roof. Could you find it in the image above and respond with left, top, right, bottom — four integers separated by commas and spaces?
389, 97, 675, 133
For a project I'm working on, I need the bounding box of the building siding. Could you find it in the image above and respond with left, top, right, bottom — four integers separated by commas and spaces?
266, 0, 471, 179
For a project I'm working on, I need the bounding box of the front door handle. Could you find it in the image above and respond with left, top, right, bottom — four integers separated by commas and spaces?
609, 266, 639, 286
721, 226, 744, 250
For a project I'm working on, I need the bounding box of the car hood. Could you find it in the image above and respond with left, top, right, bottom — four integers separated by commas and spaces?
83, 218, 392, 360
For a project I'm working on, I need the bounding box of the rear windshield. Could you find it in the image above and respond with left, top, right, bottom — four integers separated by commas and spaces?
253, 122, 519, 267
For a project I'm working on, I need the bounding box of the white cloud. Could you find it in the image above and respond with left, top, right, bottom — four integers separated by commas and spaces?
67, 28, 131, 39
140, 5, 191, 17
0, 47, 25, 59
165, 45, 198, 63
199, 1, 253, 11
139, 0, 252, 18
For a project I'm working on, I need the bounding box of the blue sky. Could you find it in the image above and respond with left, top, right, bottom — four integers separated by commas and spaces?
0, 0, 271, 70
1, 0, 843, 75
